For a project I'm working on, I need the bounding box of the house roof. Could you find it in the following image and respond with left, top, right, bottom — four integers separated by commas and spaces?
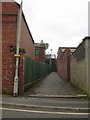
58, 47, 76, 54
59, 47, 76, 49
34, 43, 45, 48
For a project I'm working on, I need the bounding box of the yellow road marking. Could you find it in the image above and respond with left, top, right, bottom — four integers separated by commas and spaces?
0, 107, 90, 115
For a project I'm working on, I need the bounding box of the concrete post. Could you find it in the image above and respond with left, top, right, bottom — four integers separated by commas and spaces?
13, 0, 23, 96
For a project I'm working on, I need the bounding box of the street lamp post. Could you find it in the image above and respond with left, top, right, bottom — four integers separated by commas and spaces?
13, 0, 23, 96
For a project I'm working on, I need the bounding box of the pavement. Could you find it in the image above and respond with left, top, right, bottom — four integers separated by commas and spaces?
1, 72, 90, 114
1, 95, 90, 118
1, 95, 89, 112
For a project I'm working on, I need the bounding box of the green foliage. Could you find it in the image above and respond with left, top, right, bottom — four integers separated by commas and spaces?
40, 40, 49, 50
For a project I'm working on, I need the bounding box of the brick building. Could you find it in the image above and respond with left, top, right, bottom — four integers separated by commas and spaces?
57, 47, 76, 81
1, 1, 35, 94
35, 43, 45, 63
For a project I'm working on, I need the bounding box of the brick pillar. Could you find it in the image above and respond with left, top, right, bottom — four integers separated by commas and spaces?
18, 56, 24, 95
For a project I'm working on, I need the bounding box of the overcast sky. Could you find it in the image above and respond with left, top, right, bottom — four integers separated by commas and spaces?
15, 0, 89, 55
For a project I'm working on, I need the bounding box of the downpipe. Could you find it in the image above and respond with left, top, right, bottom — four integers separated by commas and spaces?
13, 0, 23, 96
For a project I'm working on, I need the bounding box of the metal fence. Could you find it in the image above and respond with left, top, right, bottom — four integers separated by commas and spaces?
24, 56, 50, 84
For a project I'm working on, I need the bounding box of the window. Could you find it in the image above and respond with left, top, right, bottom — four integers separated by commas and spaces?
35, 49, 39, 55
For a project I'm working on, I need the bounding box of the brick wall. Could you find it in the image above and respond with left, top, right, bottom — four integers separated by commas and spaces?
2, 2, 35, 94
20, 15, 35, 59
35, 47, 45, 63
18, 57, 24, 95
2, 2, 18, 14
57, 48, 70, 81
0, 2, 2, 93
2, 17, 17, 94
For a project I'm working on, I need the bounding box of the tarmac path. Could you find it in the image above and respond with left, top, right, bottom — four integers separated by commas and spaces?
25, 72, 81, 96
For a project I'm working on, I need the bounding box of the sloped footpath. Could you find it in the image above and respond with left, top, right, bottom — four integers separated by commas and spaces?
25, 72, 87, 98
1, 72, 89, 114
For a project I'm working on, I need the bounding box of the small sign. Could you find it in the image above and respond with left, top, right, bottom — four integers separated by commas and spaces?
14, 54, 21, 57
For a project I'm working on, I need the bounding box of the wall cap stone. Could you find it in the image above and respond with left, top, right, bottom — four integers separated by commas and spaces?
83, 36, 90, 41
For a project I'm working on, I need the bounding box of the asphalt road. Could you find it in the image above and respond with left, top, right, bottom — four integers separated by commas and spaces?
2, 106, 89, 118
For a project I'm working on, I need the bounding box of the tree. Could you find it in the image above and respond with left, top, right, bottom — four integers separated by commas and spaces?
40, 40, 49, 50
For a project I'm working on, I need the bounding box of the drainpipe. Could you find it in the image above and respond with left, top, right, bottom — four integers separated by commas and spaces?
50, 54, 51, 70
13, 0, 23, 96
50, 49, 52, 71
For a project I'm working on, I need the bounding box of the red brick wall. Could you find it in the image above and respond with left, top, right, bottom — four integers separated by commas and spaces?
20, 16, 35, 59
0, 2, 2, 93
18, 57, 24, 95
57, 48, 70, 81
35, 47, 45, 63
2, 2, 19, 94
2, 2, 35, 94
2, 2, 18, 14
2, 17, 17, 94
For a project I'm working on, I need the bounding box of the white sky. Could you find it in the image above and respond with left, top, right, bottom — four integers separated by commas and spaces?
15, 0, 89, 55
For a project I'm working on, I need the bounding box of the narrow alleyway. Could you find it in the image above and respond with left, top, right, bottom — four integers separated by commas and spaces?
25, 72, 80, 97
2, 71, 89, 119
2, 73, 89, 118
